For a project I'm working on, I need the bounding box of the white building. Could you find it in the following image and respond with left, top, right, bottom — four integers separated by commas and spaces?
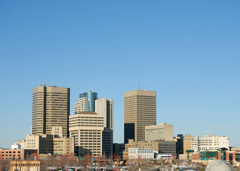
128, 148, 154, 159
11, 144, 21, 150
192, 134, 229, 152
155, 153, 172, 160
95, 98, 113, 129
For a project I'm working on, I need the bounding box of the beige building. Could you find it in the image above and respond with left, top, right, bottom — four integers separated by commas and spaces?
145, 123, 173, 142
73, 96, 87, 114
25, 134, 74, 155
69, 112, 104, 157
123, 139, 176, 159
95, 98, 113, 129
14, 139, 26, 149
10, 160, 40, 171
32, 85, 70, 137
53, 137, 74, 155
25, 134, 53, 154
183, 135, 194, 154
124, 90, 156, 143
51, 126, 63, 138
123, 139, 159, 159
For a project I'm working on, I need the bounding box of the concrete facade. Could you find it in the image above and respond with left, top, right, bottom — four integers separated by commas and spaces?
183, 135, 194, 154
25, 134, 53, 154
192, 135, 229, 152
53, 137, 74, 155
124, 90, 156, 143
128, 148, 154, 159
32, 85, 70, 137
25, 134, 73, 155
69, 112, 104, 157
95, 98, 113, 129
145, 123, 173, 142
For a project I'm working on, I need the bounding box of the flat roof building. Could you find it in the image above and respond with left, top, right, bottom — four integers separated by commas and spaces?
124, 90, 156, 143
32, 85, 70, 137
145, 123, 173, 142
70, 112, 104, 157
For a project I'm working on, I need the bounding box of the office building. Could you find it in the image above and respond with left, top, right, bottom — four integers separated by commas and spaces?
123, 139, 176, 159
69, 112, 104, 157
183, 134, 229, 153
95, 98, 113, 129
128, 148, 154, 159
24, 134, 74, 155
124, 90, 156, 143
145, 123, 173, 142
53, 137, 74, 155
183, 135, 194, 154
73, 90, 98, 114
32, 85, 70, 137
175, 134, 184, 158
113, 143, 125, 159
158, 141, 176, 155
102, 128, 113, 157
0, 149, 37, 160
25, 134, 54, 154
192, 135, 229, 152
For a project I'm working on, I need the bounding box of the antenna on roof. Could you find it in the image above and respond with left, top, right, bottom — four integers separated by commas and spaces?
88, 86, 92, 92
139, 80, 140, 90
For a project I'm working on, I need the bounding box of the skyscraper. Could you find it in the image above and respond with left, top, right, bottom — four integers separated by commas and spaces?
32, 85, 70, 137
95, 98, 113, 129
124, 90, 156, 143
73, 90, 98, 114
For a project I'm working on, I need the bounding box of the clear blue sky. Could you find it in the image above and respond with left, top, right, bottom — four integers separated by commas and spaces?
0, 0, 239, 148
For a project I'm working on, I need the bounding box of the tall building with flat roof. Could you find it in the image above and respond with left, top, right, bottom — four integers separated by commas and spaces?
124, 90, 156, 143
32, 85, 70, 137
95, 98, 113, 129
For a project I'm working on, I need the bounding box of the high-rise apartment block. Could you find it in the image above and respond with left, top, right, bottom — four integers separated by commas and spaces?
69, 112, 104, 157
124, 90, 156, 143
32, 85, 70, 137
95, 98, 113, 129
73, 90, 98, 114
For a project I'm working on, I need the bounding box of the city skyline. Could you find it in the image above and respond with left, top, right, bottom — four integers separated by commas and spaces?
0, 0, 240, 149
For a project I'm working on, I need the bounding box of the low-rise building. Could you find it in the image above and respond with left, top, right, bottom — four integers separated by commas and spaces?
0, 149, 37, 160
128, 148, 154, 159
113, 143, 125, 159
53, 137, 74, 155
10, 160, 40, 171
24, 134, 74, 155
123, 139, 176, 159
14, 139, 25, 149
183, 134, 229, 153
